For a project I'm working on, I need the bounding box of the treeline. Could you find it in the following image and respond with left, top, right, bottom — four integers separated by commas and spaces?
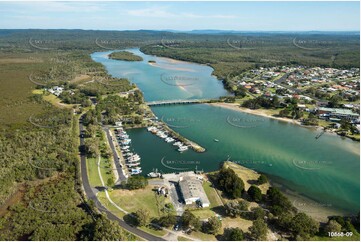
214, 165, 360, 240
0, 176, 135, 241
83, 94, 144, 126
109, 51, 143, 61
0, 104, 75, 205
141, 33, 359, 80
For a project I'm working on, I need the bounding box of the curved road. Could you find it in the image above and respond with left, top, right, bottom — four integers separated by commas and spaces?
79, 116, 165, 241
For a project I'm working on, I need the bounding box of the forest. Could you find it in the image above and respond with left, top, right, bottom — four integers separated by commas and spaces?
0, 29, 359, 240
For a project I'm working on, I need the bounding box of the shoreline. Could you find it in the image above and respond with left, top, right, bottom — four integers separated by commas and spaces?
209, 102, 360, 143
208, 102, 303, 126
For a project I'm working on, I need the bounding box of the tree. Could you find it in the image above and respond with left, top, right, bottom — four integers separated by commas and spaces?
217, 167, 245, 199
328, 94, 341, 108
279, 108, 290, 117
106, 178, 114, 188
248, 207, 266, 221
158, 214, 177, 227
248, 185, 263, 202
126, 176, 148, 190
266, 187, 294, 215
134, 209, 150, 227
249, 219, 268, 240
324, 220, 342, 234
290, 213, 319, 239
181, 210, 201, 231
93, 215, 131, 241
257, 174, 268, 185
224, 227, 244, 241
204, 216, 222, 235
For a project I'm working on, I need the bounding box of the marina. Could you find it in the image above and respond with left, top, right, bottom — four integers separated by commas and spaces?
92, 49, 360, 215
114, 126, 142, 175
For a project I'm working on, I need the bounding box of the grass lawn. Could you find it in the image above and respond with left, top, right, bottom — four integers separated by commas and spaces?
190, 209, 216, 220
109, 185, 172, 218
177, 236, 189, 241
190, 231, 217, 241
139, 226, 167, 237
222, 216, 252, 232
87, 157, 102, 187
32, 89, 73, 109
99, 156, 115, 186
203, 181, 223, 207
96, 192, 147, 241
223, 161, 270, 194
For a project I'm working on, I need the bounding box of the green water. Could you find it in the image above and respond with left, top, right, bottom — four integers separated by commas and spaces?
92, 49, 360, 214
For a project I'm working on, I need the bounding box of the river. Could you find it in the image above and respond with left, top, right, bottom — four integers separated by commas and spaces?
91, 48, 360, 216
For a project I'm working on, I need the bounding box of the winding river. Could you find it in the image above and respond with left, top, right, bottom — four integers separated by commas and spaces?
91, 48, 360, 217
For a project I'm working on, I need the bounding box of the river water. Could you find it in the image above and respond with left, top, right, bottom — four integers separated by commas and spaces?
91, 48, 360, 215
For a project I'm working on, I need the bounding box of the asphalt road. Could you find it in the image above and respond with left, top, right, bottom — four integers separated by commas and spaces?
103, 126, 127, 183
79, 116, 165, 241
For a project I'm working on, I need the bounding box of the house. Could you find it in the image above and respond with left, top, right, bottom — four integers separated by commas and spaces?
178, 176, 210, 208
316, 107, 359, 121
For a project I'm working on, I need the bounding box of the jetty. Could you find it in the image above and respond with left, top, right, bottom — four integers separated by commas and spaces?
315, 129, 326, 139
146, 99, 212, 106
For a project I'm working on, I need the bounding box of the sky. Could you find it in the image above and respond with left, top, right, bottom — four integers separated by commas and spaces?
0, 1, 359, 31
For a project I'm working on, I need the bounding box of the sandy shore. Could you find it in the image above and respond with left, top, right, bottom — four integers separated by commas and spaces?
148, 62, 196, 72
209, 102, 302, 126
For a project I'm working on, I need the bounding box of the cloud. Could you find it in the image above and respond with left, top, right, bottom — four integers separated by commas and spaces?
127, 7, 237, 19
127, 7, 175, 18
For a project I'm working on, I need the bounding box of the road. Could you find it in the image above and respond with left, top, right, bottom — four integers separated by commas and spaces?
274, 73, 324, 102
103, 126, 127, 183
79, 116, 165, 241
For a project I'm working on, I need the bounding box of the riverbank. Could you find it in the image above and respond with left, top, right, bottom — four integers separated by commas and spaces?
223, 161, 345, 222
210, 102, 360, 143
209, 102, 302, 126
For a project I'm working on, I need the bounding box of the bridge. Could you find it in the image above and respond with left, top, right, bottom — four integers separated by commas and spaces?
146, 99, 212, 106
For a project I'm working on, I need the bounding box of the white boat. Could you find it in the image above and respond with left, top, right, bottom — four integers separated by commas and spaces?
127, 162, 140, 167
125, 152, 134, 157
128, 155, 141, 162
165, 137, 174, 143
148, 168, 161, 178
173, 141, 181, 146
130, 167, 142, 175
178, 146, 188, 152
147, 126, 157, 132
121, 139, 131, 145
121, 146, 130, 149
